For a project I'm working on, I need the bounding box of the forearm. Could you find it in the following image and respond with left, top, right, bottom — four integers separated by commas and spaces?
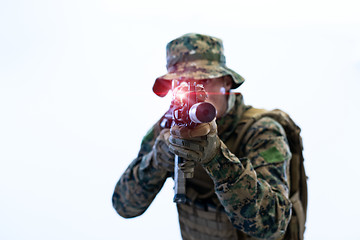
203, 141, 292, 239
112, 151, 168, 218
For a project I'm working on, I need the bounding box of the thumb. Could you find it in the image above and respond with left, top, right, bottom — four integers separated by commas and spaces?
190, 120, 217, 137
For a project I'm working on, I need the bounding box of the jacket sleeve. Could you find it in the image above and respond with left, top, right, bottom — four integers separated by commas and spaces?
112, 123, 169, 218
202, 117, 292, 239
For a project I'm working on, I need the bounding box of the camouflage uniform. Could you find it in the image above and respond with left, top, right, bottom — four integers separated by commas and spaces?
113, 93, 292, 239
112, 34, 292, 239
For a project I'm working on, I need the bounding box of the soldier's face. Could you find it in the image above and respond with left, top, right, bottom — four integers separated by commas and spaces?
201, 77, 232, 118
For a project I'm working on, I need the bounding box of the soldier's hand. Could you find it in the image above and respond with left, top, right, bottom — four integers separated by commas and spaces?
169, 120, 220, 165
153, 128, 175, 172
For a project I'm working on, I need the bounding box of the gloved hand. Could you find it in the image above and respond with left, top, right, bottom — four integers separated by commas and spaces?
168, 120, 220, 165
152, 128, 175, 172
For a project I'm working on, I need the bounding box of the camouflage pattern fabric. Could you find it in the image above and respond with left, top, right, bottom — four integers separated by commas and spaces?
112, 93, 292, 239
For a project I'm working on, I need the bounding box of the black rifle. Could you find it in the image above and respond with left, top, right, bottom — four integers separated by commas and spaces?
168, 80, 216, 203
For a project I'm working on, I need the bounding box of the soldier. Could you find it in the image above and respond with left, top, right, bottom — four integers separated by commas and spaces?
112, 33, 306, 240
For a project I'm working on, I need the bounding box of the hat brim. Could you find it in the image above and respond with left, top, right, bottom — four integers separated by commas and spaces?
153, 60, 245, 97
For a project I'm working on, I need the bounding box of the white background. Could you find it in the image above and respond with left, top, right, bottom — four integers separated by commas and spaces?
1, 0, 360, 239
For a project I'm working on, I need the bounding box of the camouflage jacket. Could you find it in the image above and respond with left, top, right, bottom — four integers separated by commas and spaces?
112, 94, 292, 239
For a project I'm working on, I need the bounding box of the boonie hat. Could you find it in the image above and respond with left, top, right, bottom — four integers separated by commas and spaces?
153, 33, 245, 97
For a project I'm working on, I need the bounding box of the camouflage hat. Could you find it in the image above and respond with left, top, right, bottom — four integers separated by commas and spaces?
153, 33, 245, 97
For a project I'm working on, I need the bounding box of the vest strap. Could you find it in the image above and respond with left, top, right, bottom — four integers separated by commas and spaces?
290, 191, 305, 240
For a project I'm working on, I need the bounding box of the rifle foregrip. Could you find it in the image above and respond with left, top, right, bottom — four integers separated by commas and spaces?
173, 155, 187, 203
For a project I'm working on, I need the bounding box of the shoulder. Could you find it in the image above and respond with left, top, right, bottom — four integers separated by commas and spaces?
241, 115, 292, 168
245, 116, 287, 141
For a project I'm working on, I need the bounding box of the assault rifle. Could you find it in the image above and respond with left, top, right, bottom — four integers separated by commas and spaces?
168, 80, 216, 203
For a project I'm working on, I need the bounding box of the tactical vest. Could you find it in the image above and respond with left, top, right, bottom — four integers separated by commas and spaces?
177, 108, 308, 240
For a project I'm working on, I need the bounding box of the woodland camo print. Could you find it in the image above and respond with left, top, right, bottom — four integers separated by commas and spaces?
113, 94, 292, 239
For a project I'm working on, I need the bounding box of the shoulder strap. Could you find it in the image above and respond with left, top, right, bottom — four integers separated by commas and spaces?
235, 107, 307, 240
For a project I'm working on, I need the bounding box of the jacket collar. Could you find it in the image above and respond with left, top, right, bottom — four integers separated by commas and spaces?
216, 93, 248, 141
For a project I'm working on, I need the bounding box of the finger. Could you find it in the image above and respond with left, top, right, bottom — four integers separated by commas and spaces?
189, 123, 211, 137
170, 124, 210, 138
170, 121, 217, 138
168, 145, 201, 161
194, 120, 217, 135
170, 125, 193, 139
158, 141, 174, 158
159, 128, 170, 136
179, 160, 195, 173
169, 135, 205, 151
208, 120, 217, 134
